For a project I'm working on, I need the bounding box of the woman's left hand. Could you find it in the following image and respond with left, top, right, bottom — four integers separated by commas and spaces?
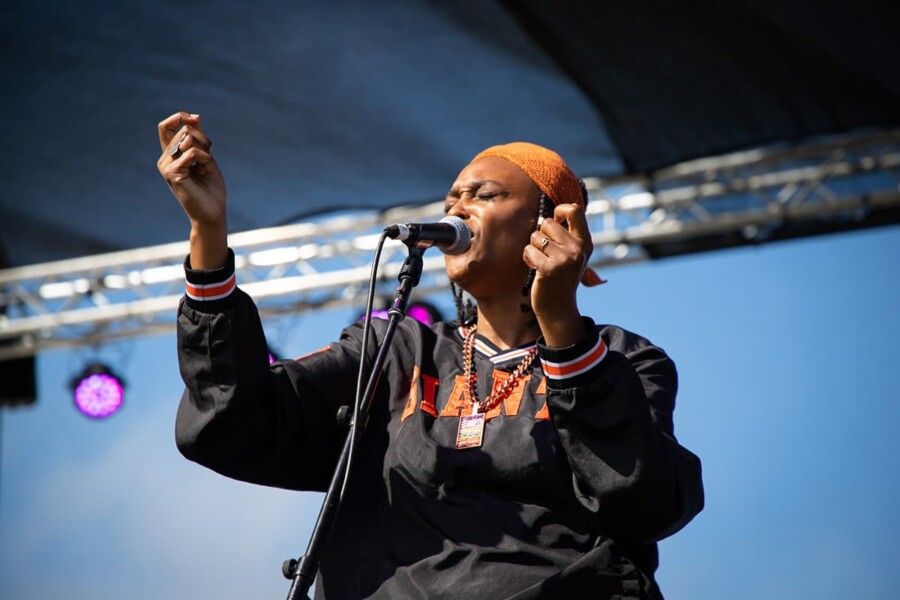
522, 203, 593, 347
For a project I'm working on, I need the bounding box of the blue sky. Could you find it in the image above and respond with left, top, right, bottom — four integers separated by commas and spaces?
1, 225, 899, 599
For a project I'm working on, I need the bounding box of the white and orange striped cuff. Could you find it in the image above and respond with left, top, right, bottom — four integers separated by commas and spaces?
183, 249, 237, 305
185, 272, 236, 302
540, 334, 608, 382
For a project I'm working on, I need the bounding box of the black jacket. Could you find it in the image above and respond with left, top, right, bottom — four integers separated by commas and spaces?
175, 253, 704, 599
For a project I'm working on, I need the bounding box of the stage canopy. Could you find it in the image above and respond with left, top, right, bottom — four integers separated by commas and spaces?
2, 0, 897, 267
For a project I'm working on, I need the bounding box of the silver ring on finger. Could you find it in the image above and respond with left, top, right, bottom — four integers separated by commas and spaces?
170, 133, 187, 158
540, 237, 551, 252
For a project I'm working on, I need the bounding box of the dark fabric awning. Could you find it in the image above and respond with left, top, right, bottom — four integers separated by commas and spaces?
1, 0, 897, 266
506, 0, 900, 172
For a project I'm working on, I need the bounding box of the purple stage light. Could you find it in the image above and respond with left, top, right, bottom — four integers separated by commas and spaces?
358, 302, 443, 327
268, 345, 282, 365
406, 304, 437, 326
71, 365, 124, 419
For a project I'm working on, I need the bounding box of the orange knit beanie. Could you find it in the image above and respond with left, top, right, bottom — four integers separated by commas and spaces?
473, 142, 585, 207
471, 142, 605, 286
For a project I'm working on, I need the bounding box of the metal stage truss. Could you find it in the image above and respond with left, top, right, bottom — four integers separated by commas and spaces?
1, 129, 899, 359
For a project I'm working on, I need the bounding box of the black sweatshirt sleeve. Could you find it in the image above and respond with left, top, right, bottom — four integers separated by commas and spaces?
537, 320, 704, 545
174, 251, 369, 491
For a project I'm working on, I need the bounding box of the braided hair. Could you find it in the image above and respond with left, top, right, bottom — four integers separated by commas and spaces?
449, 280, 476, 326
519, 192, 557, 301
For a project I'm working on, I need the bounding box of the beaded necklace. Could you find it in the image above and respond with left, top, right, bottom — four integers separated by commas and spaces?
455, 322, 538, 449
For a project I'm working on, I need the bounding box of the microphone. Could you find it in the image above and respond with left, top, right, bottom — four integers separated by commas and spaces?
384, 216, 471, 255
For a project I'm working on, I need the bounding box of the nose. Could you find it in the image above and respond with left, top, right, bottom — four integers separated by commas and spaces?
445, 197, 471, 220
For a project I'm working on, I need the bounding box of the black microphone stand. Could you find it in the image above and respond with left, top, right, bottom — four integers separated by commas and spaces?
282, 244, 427, 600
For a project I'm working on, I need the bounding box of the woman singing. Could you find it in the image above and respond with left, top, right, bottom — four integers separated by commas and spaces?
158, 111, 703, 599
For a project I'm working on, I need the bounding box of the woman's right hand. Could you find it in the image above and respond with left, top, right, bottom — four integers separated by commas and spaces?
157, 112, 228, 269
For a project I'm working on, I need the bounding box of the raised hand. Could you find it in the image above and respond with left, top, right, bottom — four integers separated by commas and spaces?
157, 112, 228, 269
523, 203, 594, 347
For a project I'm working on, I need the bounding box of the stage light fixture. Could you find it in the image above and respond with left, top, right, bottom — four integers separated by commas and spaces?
358, 301, 444, 327
70, 364, 125, 419
406, 302, 443, 327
